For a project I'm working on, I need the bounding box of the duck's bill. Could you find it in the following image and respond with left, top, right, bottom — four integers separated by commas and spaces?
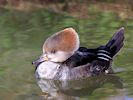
32, 55, 48, 66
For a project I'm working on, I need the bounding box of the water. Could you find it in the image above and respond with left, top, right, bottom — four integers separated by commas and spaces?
0, 8, 133, 100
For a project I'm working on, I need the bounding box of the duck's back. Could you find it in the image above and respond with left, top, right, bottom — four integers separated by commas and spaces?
64, 47, 97, 68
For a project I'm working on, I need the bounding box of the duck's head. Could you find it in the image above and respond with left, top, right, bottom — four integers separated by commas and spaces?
32, 28, 79, 65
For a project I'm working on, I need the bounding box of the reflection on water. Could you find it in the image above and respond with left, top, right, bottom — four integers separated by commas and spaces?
36, 74, 122, 100
0, 3, 133, 100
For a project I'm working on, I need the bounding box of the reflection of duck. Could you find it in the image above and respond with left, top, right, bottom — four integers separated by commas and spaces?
32, 27, 124, 80
36, 74, 123, 99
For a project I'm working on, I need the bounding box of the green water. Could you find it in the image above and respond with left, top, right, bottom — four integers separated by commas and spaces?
0, 8, 133, 100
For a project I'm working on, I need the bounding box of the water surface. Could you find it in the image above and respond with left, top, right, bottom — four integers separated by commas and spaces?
0, 8, 133, 100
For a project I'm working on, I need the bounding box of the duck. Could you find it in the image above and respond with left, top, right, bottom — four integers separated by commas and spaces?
32, 27, 124, 80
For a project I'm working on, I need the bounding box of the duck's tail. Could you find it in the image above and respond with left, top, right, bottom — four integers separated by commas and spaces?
97, 27, 124, 61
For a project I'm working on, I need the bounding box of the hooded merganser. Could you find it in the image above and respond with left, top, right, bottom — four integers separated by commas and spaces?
32, 27, 124, 80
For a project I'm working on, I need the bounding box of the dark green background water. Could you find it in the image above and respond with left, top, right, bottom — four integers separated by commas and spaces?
0, 7, 133, 100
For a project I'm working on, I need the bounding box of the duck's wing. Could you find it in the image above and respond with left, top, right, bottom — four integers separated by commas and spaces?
97, 27, 124, 61
89, 27, 124, 74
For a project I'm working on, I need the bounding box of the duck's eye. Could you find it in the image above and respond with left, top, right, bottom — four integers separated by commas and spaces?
51, 50, 56, 54
44, 51, 48, 54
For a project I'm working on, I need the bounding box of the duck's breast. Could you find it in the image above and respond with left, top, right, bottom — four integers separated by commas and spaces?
35, 61, 60, 79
